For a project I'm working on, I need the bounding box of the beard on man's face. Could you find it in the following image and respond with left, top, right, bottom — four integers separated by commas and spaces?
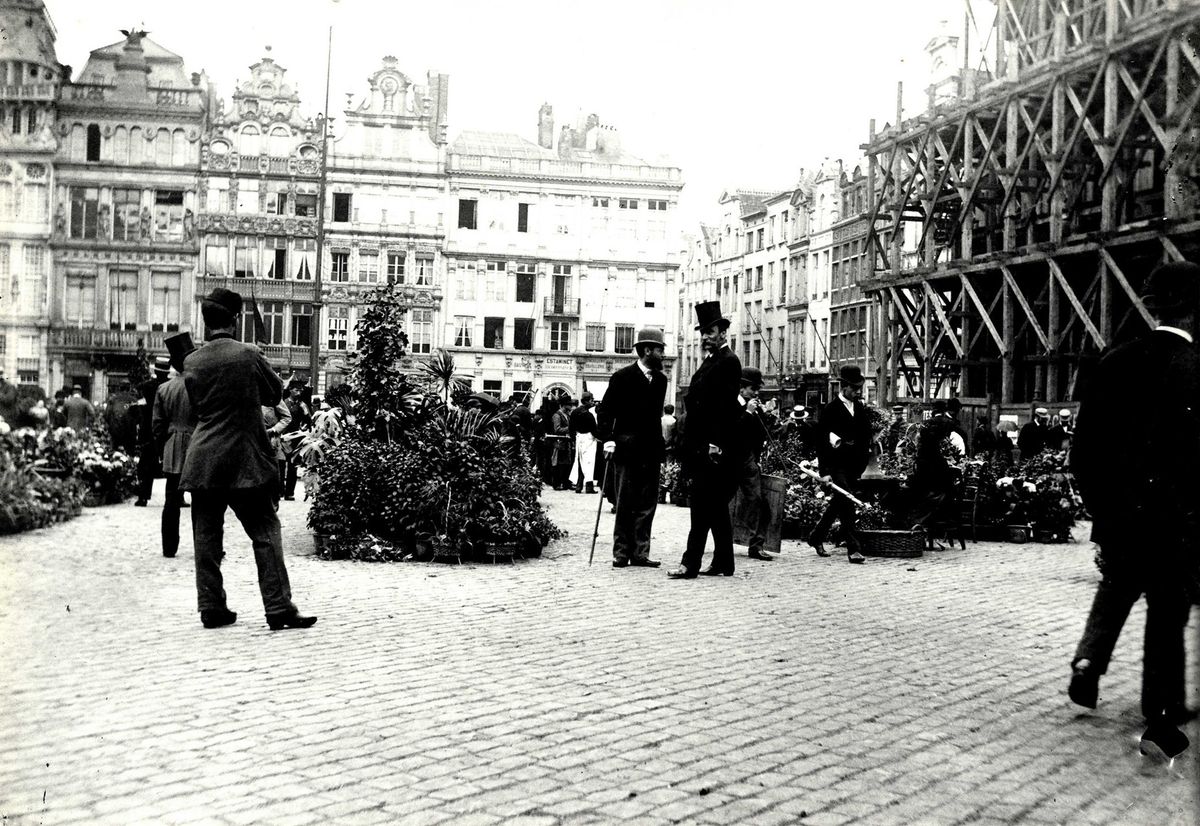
643, 352, 664, 371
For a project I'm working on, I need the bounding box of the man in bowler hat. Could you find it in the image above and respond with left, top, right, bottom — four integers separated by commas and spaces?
669, 301, 744, 579
735, 366, 777, 561
181, 287, 316, 631
152, 332, 196, 557
1068, 261, 1200, 761
808, 365, 873, 564
599, 327, 669, 567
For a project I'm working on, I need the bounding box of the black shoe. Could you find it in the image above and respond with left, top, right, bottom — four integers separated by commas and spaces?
134, 499, 148, 507
1068, 661, 1099, 710
808, 538, 831, 557
1140, 719, 1190, 761
585, 483, 595, 494
847, 551, 866, 564
574, 488, 583, 494
201, 608, 237, 629
179, 502, 190, 508
612, 559, 630, 568
748, 549, 774, 561
163, 550, 176, 558
667, 567, 698, 579
630, 558, 661, 568
700, 566, 734, 576
283, 496, 295, 501
266, 610, 318, 631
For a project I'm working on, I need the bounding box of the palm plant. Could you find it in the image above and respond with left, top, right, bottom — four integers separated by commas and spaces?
419, 348, 470, 405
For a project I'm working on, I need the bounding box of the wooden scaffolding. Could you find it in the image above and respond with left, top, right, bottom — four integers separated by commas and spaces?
864, 0, 1200, 404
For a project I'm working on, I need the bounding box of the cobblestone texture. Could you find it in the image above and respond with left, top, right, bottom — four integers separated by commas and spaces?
0, 482, 1196, 825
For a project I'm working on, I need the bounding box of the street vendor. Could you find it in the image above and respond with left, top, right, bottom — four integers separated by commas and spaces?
568, 392, 599, 494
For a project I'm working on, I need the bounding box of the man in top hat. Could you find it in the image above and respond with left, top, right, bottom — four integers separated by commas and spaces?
669, 302, 744, 579
734, 366, 779, 561
599, 327, 669, 567
807, 365, 873, 563
1068, 260, 1200, 762
180, 287, 316, 631
152, 332, 196, 557
1018, 406, 1050, 460
569, 391, 600, 494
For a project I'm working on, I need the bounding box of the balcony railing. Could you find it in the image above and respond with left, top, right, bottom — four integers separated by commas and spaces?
543, 297, 580, 317
449, 153, 682, 183
49, 327, 170, 353
0, 83, 57, 100
199, 276, 318, 301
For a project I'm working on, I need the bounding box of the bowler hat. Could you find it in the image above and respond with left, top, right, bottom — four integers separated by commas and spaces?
202, 287, 243, 318
1141, 261, 1200, 313
693, 300, 731, 331
740, 366, 763, 388
838, 364, 865, 387
164, 331, 195, 372
634, 327, 666, 350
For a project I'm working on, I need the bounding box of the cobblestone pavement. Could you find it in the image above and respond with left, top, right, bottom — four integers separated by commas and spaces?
0, 482, 1197, 826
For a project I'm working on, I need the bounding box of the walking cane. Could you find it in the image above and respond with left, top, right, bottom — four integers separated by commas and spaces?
588, 457, 612, 565
793, 460, 868, 508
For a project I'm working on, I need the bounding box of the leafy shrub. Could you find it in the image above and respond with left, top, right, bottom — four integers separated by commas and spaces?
0, 464, 84, 534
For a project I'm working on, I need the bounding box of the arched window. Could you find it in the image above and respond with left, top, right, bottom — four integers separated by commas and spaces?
268, 126, 290, 157
156, 128, 171, 166
128, 126, 143, 164
70, 124, 86, 160
86, 123, 101, 162
112, 126, 128, 165
172, 129, 188, 165
239, 125, 260, 157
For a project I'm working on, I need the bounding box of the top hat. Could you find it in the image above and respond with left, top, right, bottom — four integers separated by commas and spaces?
164, 331, 195, 372
202, 287, 243, 319
740, 366, 764, 388
1141, 261, 1200, 313
693, 300, 732, 332
634, 327, 666, 350
838, 364, 865, 387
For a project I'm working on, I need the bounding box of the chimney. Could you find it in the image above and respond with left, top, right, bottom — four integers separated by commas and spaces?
537, 103, 554, 149
558, 124, 573, 158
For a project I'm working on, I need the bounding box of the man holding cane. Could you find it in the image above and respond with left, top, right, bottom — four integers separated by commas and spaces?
598, 328, 668, 568
807, 365, 873, 564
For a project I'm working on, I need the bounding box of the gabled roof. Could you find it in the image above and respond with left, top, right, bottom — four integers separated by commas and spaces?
88, 36, 184, 63
450, 130, 555, 160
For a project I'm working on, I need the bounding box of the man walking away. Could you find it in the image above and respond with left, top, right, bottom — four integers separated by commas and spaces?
599, 328, 668, 568
181, 288, 316, 631
669, 302, 743, 579
661, 404, 677, 457
1068, 261, 1200, 763
62, 385, 94, 433
152, 333, 195, 558
807, 365, 873, 564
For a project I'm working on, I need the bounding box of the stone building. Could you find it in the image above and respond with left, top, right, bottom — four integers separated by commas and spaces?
737, 189, 793, 395
827, 164, 873, 398
47, 29, 206, 397
0, 0, 62, 389
196, 49, 322, 377
675, 225, 714, 400
798, 159, 842, 403
443, 106, 682, 404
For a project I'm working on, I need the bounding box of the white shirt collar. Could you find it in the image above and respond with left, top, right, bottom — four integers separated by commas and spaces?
1156, 324, 1195, 344
838, 392, 856, 413
637, 360, 654, 380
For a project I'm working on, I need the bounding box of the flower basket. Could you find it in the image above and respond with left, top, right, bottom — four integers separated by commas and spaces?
858, 529, 925, 558
484, 542, 517, 564
1007, 524, 1032, 544
430, 535, 460, 564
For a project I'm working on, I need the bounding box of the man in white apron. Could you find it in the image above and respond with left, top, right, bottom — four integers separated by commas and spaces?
568, 392, 599, 493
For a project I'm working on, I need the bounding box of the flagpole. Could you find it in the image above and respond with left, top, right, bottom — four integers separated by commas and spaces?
310, 23, 333, 390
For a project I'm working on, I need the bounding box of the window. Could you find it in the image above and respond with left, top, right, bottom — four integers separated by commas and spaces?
205, 238, 227, 276
238, 125, 260, 156
754, 339, 762, 369
330, 251, 349, 283
261, 300, 286, 344
358, 250, 379, 283
549, 321, 571, 352
128, 126, 143, 164
454, 316, 473, 347
327, 305, 348, 351
755, 266, 763, 291
206, 179, 228, 213
457, 199, 477, 230
618, 198, 638, 209
155, 129, 172, 166
109, 270, 138, 330
515, 262, 535, 302
484, 317, 505, 349
333, 193, 351, 223
112, 188, 140, 241
294, 238, 315, 280
485, 260, 506, 302
265, 189, 288, 215
585, 324, 605, 352
756, 228, 764, 251
386, 251, 405, 284
149, 272, 181, 332
592, 197, 609, 208
513, 381, 532, 396
267, 126, 290, 158
172, 129, 188, 166
513, 318, 533, 350
483, 379, 503, 396
65, 275, 96, 324
415, 255, 433, 286
294, 193, 317, 217
267, 237, 287, 279
517, 202, 530, 233
154, 190, 185, 241
234, 236, 256, 277
86, 124, 100, 162
454, 263, 477, 300
236, 179, 259, 214
647, 199, 667, 211
69, 187, 99, 239
291, 303, 312, 347
409, 309, 432, 354
780, 263, 788, 304
614, 324, 634, 354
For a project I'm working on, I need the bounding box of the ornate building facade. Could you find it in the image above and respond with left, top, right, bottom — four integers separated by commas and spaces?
47, 30, 206, 396
196, 49, 321, 375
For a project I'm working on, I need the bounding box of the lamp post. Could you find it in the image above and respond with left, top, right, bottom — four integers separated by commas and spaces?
309, 24, 333, 389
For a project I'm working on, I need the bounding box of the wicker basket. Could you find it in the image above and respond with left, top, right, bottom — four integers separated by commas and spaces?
858, 529, 926, 558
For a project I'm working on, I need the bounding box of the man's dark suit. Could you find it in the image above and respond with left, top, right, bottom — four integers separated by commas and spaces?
678, 346, 743, 574
1070, 328, 1200, 722
152, 376, 194, 557
810, 394, 873, 554
181, 334, 297, 618
599, 363, 667, 563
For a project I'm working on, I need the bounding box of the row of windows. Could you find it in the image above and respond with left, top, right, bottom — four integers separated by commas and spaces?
62, 271, 182, 331
205, 180, 317, 217
68, 186, 188, 242
70, 124, 196, 168
452, 318, 640, 354
456, 197, 669, 232
744, 211, 791, 253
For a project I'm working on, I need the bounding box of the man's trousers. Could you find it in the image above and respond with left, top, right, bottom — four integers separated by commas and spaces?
612, 457, 661, 563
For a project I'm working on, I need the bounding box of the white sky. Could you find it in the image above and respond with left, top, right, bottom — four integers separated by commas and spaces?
45, 0, 994, 225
